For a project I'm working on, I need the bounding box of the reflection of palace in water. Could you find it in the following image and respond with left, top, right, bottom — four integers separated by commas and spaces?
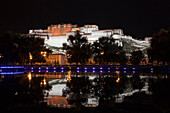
34, 71, 104, 79
34, 71, 127, 80
35, 72, 67, 79
34, 71, 100, 108
31, 71, 156, 108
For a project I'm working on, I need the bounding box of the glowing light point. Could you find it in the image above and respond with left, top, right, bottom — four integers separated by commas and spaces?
116, 71, 120, 74
43, 78, 47, 85
67, 75, 71, 82
28, 72, 32, 81
116, 77, 120, 83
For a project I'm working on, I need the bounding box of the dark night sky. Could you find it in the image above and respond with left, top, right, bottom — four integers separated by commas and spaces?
0, 0, 170, 38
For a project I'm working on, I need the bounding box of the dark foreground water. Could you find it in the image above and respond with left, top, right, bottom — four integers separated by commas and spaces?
0, 66, 170, 113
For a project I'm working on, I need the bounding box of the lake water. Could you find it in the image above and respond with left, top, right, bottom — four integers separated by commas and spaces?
0, 66, 169, 111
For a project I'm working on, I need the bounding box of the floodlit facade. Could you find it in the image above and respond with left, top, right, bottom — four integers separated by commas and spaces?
29, 23, 151, 51
80, 25, 99, 34
47, 24, 77, 36
45, 53, 66, 65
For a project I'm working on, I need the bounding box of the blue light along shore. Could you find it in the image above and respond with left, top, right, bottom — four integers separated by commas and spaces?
0, 65, 169, 74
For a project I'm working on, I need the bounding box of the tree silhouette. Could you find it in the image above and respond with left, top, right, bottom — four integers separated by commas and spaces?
65, 75, 91, 109
151, 77, 170, 112
0, 31, 51, 64
147, 28, 170, 65
130, 50, 144, 65
92, 35, 127, 64
0, 74, 51, 112
130, 73, 145, 90
63, 31, 92, 65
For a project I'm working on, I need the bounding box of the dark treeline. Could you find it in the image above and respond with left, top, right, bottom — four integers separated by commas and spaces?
63, 31, 129, 65
63, 28, 170, 66
0, 27, 170, 66
147, 28, 170, 65
0, 31, 52, 64
0, 74, 51, 113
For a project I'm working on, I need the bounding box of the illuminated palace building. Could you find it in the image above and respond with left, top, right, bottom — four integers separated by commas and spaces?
29, 24, 151, 65
29, 24, 125, 47
47, 24, 78, 36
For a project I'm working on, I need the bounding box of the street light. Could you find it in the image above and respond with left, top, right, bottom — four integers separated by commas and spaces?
101, 51, 104, 55
29, 52, 33, 65
0, 54, 3, 58
41, 51, 47, 57
67, 75, 71, 82
40, 78, 47, 86
27, 72, 32, 81
116, 77, 120, 83
100, 51, 104, 64
67, 71, 71, 82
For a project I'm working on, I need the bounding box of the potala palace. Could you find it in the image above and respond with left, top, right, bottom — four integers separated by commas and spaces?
29, 24, 152, 53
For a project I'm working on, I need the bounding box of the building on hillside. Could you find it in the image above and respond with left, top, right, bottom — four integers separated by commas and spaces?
80, 25, 99, 34
29, 29, 51, 39
47, 24, 77, 36
28, 24, 151, 54
145, 37, 152, 43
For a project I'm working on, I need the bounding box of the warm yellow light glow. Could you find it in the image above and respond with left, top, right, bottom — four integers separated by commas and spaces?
43, 78, 47, 85
28, 72, 32, 81
40, 78, 47, 86
116, 71, 120, 75
116, 77, 120, 83
29, 55, 32, 60
165, 75, 168, 79
41, 51, 47, 57
67, 71, 71, 82
101, 51, 104, 55
67, 75, 71, 82
29, 52, 33, 60
116, 52, 120, 55
68, 70, 71, 76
